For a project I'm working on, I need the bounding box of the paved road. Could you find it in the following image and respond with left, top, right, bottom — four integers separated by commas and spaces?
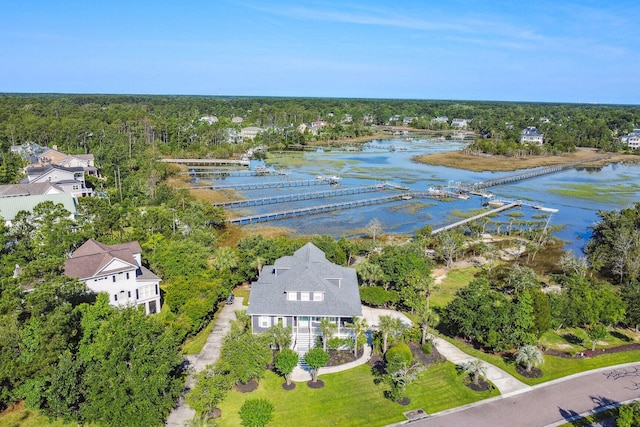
408, 363, 640, 427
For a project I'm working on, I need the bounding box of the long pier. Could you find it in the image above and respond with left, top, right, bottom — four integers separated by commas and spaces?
227, 194, 413, 224
460, 154, 612, 191
160, 158, 250, 167
188, 179, 332, 191
431, 201, 522, 235
214, 185, 385, 207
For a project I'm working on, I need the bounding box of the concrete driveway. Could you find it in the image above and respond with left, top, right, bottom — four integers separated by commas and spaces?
361, 305, 413, 329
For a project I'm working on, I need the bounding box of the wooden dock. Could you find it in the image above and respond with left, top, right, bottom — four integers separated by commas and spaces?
214, 185, 385, 208
227, 194, 412, 224
160, 158, 250, 167
188, 179, 332, 191
431, 201, 522, 235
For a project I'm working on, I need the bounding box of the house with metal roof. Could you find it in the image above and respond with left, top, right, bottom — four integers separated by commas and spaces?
520, 126, 544, 145
64, 239, 161, 315
247, 243, 362, 353
0, 193, 77, 226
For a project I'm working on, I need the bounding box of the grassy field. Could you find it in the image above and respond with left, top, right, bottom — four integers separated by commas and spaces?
437, 333, 640, 386
548, 182, 640, 204
413, 148, 637, 172
0, 402, 99, 427
215, 362, 498, 427
430, 265, 480, 308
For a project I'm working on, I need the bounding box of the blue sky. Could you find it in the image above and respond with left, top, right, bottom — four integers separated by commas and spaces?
1, 1, 639, 104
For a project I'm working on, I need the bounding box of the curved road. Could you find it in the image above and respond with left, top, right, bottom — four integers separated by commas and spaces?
409, 363, 640, 427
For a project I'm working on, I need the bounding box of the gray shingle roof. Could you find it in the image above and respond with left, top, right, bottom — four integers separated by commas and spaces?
247, 243, 362, 317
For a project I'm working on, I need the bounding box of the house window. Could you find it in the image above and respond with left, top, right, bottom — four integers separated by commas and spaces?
114, 294, 118, 301
127, 291, 131, 298
314, 292, 324, 301
112, 275, 116, 282
259, 316, 271, 328
138, 285, 154, 299
287, 292, 297, 301
301, 292, 310, 301
126, 272, 130, 280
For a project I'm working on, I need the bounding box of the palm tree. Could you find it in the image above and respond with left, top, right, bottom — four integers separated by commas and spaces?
514, 344, 544, 373
211, 246, 239, 271
416, 306, 439, 345
462, 359, 487, 386
268, 324, 292, 352
350, 317, 368, 358
319, 317, 337, 351
356, 261, 384, 286
378, 315, 405, 354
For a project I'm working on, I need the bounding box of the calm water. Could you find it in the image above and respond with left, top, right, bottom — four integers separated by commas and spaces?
203, 138, 640, 255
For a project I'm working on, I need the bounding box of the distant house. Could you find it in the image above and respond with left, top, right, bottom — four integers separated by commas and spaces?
620, 129, 640, 150
10, 141, 47, 162
342, 114, 353, 124
64, 239, 161, 315
247, 243, 362, 354
451, 118, 469, 129
520, 126, 544, 145
431, 116, 449, 124
388, 115, 401, 124
36, 147, 96, 175
22, 164, 93, 197
231, 116, 244, 124
403, 117, 417, 126
0, 193, 77, 226
0, 182, 64, 198
241, 126, 264, 140
200, 116, 219, 124
311, 120, 328, 129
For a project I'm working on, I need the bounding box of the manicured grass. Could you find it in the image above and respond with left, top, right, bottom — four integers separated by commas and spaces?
437, 334, 640, 386
539, 327, 638, 354
233, 287, 250, 306
215, 362, 497, 427
431, 266, 479, 308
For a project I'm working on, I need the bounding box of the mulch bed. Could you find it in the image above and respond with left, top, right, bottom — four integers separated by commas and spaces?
408, 342, 444, 365
307, 379, 325, 388
281, 382, 296, 391
235, 379, 258, 393
463, 378, 492, 392
396, 397, 411, 406
544, 343, 640, 359
326, 349, 358, 366
515, 365, 543, 378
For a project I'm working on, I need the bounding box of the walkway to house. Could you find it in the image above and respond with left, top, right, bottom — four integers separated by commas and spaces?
165, 297, 245, 427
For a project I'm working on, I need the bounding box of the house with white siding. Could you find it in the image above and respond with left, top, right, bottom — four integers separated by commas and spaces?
64, 239, 161, 315
620, 129, 640, 150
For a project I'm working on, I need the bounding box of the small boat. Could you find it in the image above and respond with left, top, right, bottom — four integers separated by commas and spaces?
488, 200, 505, 207
401, 194, 413, 200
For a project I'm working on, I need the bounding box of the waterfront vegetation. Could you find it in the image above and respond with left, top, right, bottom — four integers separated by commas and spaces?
2, 95, 640, 425
549, 182, 640, 204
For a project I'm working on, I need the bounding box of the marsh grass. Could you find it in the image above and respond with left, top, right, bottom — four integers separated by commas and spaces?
548, 182, 640, 204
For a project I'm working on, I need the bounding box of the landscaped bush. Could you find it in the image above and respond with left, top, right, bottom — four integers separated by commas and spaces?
327, 336, 352, 350
422, 340, 433, 355
360, 286, 399, 307
385, 342, 413, 367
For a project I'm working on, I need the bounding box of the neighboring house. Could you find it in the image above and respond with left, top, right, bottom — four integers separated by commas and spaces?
247, 243, 362, 354
311, 120, 328, 129
23, 164, 93, 197
241, 126, 264, 140
451, 118, 469, 129
64, 239, 161, 315
0, 193, 77, 226
520, 126, 544, 145
620, 129, 640, 150
431, 116, 449, 124
388, 115, 401, 124
231, 116, 244, 124
36, 147, 97, 176
403, 117, 417, 126
0, 182, 64, 198
10, 141, 47, 162
200, 115, 219, 124
342, 114, 353, 123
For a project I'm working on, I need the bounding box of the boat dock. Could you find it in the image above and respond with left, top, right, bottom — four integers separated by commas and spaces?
431, 201, 523, 235
214, 185, 386, 208
188, 179, 333, 191
160, 158, 250, 167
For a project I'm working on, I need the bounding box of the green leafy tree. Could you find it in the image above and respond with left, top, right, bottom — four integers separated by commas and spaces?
304, 348, 329, 382
239, 398, 274, 427
218, 332, 271, 385
378, 315, 405, 354
267, 323, 292, 353
187, 366, 233, 417
586, 323, 608, 351
514, 345, 544, 373
275, 349, 299, 386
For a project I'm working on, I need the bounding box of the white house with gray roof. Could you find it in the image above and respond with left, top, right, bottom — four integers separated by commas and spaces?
247, 243, 362, 353
521, 126, 544, 145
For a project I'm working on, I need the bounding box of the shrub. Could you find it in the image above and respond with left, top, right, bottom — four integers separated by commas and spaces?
385, 342, 412, 372
359, 286, 399, 307
239, 398, 274, 427
422, 340, 432, 355
327, 336, 351, 350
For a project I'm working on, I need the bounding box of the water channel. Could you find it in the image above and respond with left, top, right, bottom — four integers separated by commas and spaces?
197, 138, 640, 255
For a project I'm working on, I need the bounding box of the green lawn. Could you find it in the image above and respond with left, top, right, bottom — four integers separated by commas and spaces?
215, 362, 497, 427
437, 334, 640, 386
0, 403, 98, 427
430, 266, 479, 308
539, 327, 638, 354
